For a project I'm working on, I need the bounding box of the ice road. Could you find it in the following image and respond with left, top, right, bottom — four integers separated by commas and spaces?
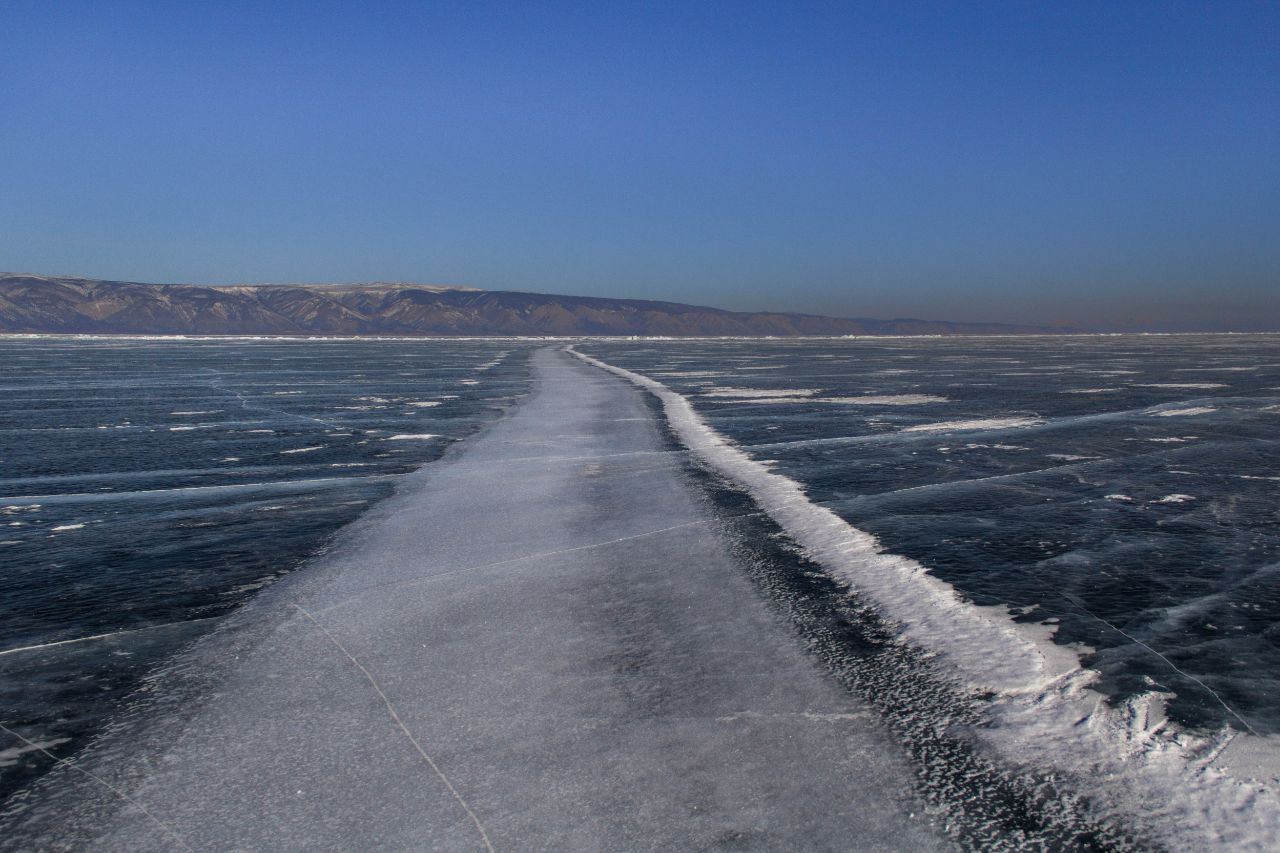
59, 348, 946, 851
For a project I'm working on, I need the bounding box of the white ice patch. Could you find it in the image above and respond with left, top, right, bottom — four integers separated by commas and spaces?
940, 443, 1029, 453
903, 417, 1040, 433
568, 346, 1280, 851
652, 371, 732, 377
701, 387, 820, 398
0, 736, 71, 768
168, 410, 221, 416
1106, 494, 1135, 502
1151, 407, 1218, 417
280, 446, 325, 454
385, 434, 441, 440
1174, 367, 1257, 372
1155, 494, 1196, 504
1063, 388, 1121, 394
50, 523, 85, 531
1137, 383, 1229, 390
407, 401, 441, 408
811, 394, 948, 405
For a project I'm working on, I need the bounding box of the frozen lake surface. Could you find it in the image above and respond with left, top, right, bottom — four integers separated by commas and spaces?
3, 336, 1279, 850
0, 338, 531, 805
5, 349, 946, 851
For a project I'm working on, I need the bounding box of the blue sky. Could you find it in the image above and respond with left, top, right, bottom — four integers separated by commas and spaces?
1, 1, 1277, 329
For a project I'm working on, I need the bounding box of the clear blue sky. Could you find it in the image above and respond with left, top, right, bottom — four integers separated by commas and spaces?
2, 1, 1277, 329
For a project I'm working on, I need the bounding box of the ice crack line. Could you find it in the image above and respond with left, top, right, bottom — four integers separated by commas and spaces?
0, 617, 216, 658
316, 518, 720, 615
208, 381, 343, 430
289, 604, 495, 852
0, 722, 195, 852
1056, 592, 1259, 736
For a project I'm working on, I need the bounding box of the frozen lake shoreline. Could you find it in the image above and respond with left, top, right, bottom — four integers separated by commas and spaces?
17, 347, 945, 851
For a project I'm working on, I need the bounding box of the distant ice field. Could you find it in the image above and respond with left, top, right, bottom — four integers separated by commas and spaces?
0, 337, 533, 801
579, 335, 1280, 737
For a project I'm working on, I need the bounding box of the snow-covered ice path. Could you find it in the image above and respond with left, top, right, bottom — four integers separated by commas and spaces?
51, 348, 947, 851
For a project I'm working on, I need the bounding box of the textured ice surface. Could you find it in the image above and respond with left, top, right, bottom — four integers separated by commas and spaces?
6, 349, 945, 851
571, 345, 1280, 851
0, 337, 531, 804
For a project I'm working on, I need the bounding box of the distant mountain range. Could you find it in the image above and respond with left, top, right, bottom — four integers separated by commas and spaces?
0, 273, 1067, 337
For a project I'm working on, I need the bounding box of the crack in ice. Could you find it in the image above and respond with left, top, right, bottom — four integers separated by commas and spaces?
316, 518, 723, 616
289, 604, 495, 852
0, 722, 195, 852
1056, 592, 1260, 736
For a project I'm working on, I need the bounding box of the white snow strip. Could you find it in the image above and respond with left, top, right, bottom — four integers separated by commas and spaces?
50, 523, 85, 532
713, 394, 949, 405
1152, 407, 1218, 417
407, 401, 442, 408
1137, 383, 1228, 389
385, 434, 441, 440
903, 417, 1040, 433
700, 387, 820, 398
819, 394, 947, 405
568, 346, 1280, 851
0, 736, 70, 767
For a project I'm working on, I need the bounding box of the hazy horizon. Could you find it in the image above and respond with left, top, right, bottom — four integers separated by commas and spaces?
2, 2, 1277, 331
